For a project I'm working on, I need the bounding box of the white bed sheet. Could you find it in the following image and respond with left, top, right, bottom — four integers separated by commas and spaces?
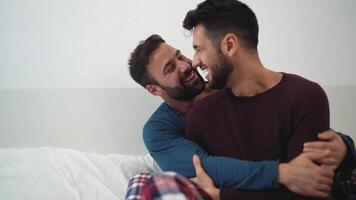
0, 147, 161, 200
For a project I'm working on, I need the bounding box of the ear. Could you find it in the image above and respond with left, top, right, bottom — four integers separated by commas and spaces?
146, 84, 163, 97
220, 33, 239, 57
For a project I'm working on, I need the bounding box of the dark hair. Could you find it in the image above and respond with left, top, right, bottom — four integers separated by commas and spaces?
183, 0, 259, 50
128, 34, 165, 88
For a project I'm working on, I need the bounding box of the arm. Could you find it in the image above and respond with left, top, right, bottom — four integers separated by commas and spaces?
303, 131, 355, 170
143, 118, 278, 190
286, 82, 330, 160
338, 132, 356, 169
219, 82, 332, 200
338, 133, 356, 158
192, 152, 334, 200
145, 107, 333, 197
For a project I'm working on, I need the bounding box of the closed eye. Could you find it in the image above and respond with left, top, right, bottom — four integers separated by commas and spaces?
164, 63, 176, 75
178, 54, 184, 60
177, 51, 190, 63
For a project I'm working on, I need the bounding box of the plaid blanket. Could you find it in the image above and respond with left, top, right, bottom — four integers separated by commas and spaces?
332, 168, 356, 200
125, 168, 356, 200
125, 172, 212, 200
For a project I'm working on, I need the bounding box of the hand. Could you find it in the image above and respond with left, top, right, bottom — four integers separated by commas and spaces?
190, 155, 220, 200
278, 151, 334, 198
303, 130, 347, 170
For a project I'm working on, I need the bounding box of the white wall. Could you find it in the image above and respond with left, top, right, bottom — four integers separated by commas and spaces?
0, 0, 355, 153
251, 0, 356, 86
0, 0, 202, 89
1, 0, 355, 89
0, 89, 162, 154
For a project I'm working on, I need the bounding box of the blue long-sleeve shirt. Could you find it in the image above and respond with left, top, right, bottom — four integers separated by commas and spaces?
143, 102, 279, 189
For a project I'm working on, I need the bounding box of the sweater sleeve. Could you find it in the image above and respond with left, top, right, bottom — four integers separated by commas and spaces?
287, 82, 330, 160
144, 117, 279, 189
337, 132, 356, 170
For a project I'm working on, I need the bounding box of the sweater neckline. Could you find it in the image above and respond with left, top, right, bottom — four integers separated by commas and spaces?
226, 72, 287, 100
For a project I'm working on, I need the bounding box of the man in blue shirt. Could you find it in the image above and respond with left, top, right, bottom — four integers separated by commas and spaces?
128, 34, 355, 199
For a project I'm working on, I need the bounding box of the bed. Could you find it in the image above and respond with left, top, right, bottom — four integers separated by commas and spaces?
0, 147, 161, 200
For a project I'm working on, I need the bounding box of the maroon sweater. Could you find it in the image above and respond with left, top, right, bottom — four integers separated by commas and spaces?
185, 73, 330, 200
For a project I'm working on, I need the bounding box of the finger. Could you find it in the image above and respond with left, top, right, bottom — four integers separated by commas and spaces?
304, 142, 331, 150
320, 157, 337, 166
303, 148, 330, 165
303, 148, 336, 164
318, 131, 337, 141
318, 166, 334, 178
303, 147, 320, 153
303, 148, 326, 164
314, 170, 334, 185
190, 177, 198, 184
308, 190, 329, 199
316, 184, 332, 193
309, 144, 336, 152
303, 148, 329, 156
303, 151, 327, 162
321, 163, 337, 171
315, 178, 333, 188
319, 176, 334, 186
193, 155, 205, 176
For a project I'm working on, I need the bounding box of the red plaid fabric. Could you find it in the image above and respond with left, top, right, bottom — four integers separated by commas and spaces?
125, 173, 152, 200
125, 172, 212, 200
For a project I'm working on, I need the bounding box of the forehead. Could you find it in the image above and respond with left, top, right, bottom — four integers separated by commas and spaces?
149, 43, 175, 64
147, 43, 176, 77
192, 24, 211, 47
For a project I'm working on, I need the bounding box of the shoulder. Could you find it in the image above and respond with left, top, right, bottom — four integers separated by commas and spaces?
143, 103, 184, 135
283, 73, 327, 99
282, 73, 329, 113
143, 102, 185, 149
146, 102, 182, 122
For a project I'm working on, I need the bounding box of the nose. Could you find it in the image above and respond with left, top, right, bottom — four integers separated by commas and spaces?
177, 59, 191, 73
192, 53, 202, 69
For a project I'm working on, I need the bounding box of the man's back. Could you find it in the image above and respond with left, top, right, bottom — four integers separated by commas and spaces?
185, 73, 330, 200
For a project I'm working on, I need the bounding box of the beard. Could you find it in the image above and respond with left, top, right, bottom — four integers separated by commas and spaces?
160, 68, 206, 101
208, 51, 234, 89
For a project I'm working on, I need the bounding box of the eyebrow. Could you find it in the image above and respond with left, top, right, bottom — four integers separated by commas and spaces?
176, 50, 181, 56
162, 50, 181, 74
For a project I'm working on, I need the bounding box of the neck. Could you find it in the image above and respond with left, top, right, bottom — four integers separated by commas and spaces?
227, 53, 282, 97
163, 86, 216, 116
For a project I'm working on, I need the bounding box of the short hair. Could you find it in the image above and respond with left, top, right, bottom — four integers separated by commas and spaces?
183, 0, 259, 50
128, 34, 165, 88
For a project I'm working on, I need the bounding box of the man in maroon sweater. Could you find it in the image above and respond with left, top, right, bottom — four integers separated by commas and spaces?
183, 0, 354, 199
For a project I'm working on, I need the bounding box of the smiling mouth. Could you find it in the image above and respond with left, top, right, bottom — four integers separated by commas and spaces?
199, 65, 209, 80
184, 70, 197, 85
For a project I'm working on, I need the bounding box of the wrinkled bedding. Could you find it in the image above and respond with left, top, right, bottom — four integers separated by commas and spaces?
0, 147, 161, 200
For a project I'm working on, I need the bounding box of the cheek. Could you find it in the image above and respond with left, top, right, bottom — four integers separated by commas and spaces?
203, 52, 216, 65
204, 58, 215, 69
170, 73, 182, 84
201, 54, 210, 65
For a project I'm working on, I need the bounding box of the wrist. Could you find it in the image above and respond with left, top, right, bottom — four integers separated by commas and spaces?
211, 188, 220, 200
277, 163, 289, 186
